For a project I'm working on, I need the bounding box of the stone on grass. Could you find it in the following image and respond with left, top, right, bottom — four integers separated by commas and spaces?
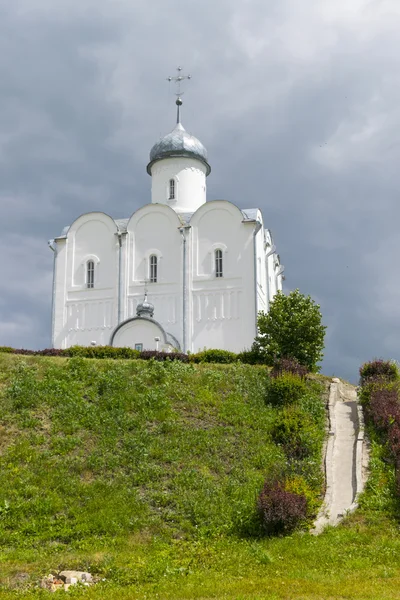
59, 570, 93, 583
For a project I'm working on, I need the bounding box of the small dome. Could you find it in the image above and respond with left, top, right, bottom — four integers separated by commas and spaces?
136, 293, 154, 318
147, 122, 211, 175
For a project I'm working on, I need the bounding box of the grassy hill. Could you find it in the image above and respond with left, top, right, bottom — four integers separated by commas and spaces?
0, 353, 400, 599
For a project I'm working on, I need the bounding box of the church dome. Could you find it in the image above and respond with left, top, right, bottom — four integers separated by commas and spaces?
147, 122, 211, 176
136, 293, 154, 318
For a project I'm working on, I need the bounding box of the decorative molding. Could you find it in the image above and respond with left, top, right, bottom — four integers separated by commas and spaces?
193, 290, 241, 322
209, 242, 228, 253
65, 300, 115, 331
80, 254, 100, 266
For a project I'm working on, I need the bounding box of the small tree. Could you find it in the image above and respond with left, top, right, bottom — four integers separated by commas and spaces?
255, 289, 326, 372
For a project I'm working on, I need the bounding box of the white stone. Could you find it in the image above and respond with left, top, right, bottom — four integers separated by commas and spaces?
59, 571, 92, 583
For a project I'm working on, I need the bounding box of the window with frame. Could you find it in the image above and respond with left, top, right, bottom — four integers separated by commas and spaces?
169, 179, 175, 200
149, 255, 158, 283
215, 249, 223, 278
87, 260, 95, 288
135, 343, 143, 351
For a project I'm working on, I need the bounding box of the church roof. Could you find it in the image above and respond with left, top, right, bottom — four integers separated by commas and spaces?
114, 218, 129, 231
57, 207, 261, 237
147, 122, 211, 176
241, 208, 259, 221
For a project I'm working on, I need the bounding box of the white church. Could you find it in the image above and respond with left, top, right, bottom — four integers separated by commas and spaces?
49, 80, 283, 353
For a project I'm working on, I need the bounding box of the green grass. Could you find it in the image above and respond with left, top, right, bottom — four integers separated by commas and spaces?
1, 354, 399, 599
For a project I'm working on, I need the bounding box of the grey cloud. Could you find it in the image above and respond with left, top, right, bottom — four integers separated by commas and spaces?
1, 0, 400, 381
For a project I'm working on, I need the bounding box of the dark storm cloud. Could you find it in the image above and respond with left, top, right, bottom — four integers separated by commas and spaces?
1, 0, 399, 381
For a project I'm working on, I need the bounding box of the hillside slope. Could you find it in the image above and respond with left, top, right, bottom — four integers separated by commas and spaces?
2, 354, 399, 599
0, 355, 289, 544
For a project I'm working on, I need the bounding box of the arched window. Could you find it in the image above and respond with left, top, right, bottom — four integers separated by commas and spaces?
169, 179, 175, 200
149, 255, 158, 283
215, 249, 223, 278
87, 260, 95, 288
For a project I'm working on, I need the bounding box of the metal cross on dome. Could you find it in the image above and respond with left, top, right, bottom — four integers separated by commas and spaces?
167, 66, 191, 97
167, 66, 191, 123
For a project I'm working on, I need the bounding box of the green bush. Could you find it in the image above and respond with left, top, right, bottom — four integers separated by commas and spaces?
0, 346, 14, 353
266, 373, 308, 407
271, 406, 319, 459
255, 289, 326, 372
284, 475, 320, 518
190, 349, 238, 364
67, 345, 141, 359
236, 347, 265, 365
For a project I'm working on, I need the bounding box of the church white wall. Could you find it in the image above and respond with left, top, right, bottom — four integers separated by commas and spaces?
52, 238, 67, 348
189, 201, 257, 353
53, 212, 119, 349
254, 212, 268, 316
52, 203, 281, 353
126, 204, 183, 346
150, 157, 207, 213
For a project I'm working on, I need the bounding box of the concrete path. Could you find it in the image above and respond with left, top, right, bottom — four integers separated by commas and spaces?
312, 378, 367, 534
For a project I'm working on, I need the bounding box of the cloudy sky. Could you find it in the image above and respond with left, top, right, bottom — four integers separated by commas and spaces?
0, 0, 399, 382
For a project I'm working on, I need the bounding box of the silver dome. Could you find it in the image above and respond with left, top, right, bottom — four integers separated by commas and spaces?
136, 293, 154, 318
147, 122, 211, 175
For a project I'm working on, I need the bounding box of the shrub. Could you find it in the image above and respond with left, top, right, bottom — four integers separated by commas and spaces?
358, 376, 387, 407
189, 349, 237, 364
266, 373, 308, 407
236, 347, 265, 365
367, 387, 400, 433
359, 359, 398, 386
388, 424, 400, 462
360, 359, 400, 501
67, 345, 140, 359
255, 289, 326, 372
139, 350, 188, 362
0, 346, 14, 353
5, 346, 189, 362
271, 407, 318, 460
257, 479, 307, 535
284, 475, 320, 518
271, 356, 308, 379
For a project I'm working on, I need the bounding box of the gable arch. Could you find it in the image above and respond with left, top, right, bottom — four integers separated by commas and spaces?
67, 211, 118, 237
189, 199, 245, 227
190, 200, 249, 280
66, 212, 119, 289
126, 203, 182, 285
127, 202, 182, 232
110, 316, 181, 351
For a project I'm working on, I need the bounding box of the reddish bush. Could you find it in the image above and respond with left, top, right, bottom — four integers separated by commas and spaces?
388, 424, 400, 462
0, 346, 189, 362
368, 387, 400, 433
257, 479, 307, 535
360, 359, 400, 500
359, 359, 398, 386
138, 350, 188, 362
271, 357, 308, 379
